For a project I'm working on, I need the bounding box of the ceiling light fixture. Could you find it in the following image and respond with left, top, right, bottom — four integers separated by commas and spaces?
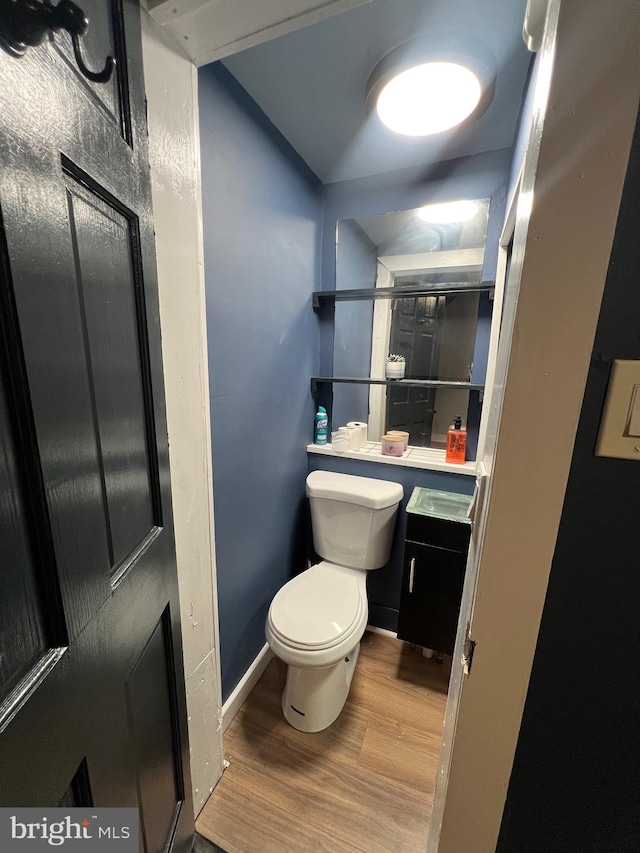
417, 200, 480, 223
377, 62, 481, 136
366, 42, 495, 138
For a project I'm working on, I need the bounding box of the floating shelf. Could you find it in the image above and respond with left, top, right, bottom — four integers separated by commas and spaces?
310, 377, 484, 393
312, 280, 495, 309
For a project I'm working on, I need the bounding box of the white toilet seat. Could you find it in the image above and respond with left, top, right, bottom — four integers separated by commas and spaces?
266, 561, 367, 668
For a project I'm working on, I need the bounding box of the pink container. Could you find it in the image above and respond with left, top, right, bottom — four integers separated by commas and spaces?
381, 434, 405, 457
387, 430, 409, 450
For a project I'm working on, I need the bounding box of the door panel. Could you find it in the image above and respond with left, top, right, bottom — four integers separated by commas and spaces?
0, 3, 193, 849
0, 210, 68, 710
66, 175, 160, 573
1, 157, 115, 638
53, 0, 132, 143
126, 612, 183, 853
0, 367, 48, 697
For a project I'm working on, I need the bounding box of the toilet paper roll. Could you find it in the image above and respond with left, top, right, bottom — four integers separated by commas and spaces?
337, 425, 362, 451
331, 431, 349, 454
347, 421, 368, 445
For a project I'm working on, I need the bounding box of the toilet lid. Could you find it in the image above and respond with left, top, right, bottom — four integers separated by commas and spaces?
269, 562, 364, 648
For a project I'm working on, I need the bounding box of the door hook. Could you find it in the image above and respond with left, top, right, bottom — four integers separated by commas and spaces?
0, 0, 115, 84
70, 27, 114, 83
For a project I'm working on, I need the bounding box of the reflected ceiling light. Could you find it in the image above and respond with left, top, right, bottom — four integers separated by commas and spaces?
418, 200, 480, 224
376, 62, 482, 136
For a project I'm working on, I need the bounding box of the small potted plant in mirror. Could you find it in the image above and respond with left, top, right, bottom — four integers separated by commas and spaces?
385, 354, 406, 379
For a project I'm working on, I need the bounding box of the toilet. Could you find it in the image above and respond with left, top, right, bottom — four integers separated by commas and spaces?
266, 471, 403, 732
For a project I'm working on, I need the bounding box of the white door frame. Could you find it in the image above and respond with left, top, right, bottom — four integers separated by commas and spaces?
378, 247, 484, 278
141, 12, 225, 814
368, 263, 393, 440
427, 170, 518, 853
474, 186, 514, 462
428, 0, 640, 850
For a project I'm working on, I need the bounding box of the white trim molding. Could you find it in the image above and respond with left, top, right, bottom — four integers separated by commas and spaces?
378, 247, 485, 276
141, 10, 224, 814
307, 441, 477, 476
368, 262, 393, 440
222, 644, 274, 732
149, 0, 372, 66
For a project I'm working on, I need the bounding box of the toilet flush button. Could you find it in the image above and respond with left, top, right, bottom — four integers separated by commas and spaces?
596, 360, 640, 459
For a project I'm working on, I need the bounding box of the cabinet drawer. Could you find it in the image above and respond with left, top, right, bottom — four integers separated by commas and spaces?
397, 541, 467, 655
406, 513, 471, 552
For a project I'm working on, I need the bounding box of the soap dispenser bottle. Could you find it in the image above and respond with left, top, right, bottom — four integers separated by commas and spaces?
446, 415, 467, 463
314, 406, 328, 445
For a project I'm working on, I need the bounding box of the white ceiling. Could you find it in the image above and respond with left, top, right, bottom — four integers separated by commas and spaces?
220, 0, 532, 183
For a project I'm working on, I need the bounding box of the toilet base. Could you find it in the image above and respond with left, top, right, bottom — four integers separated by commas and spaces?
282, 642, 360, 732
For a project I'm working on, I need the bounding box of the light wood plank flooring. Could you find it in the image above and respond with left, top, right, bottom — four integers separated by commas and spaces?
197, 632, 450, 853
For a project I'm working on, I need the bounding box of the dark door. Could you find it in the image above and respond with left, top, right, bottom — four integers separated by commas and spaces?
0, 2, 194, 851
386, 294, 444, 445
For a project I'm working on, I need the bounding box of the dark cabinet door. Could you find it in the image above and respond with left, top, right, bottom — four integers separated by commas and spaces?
397, 541, 468, 655
0, 2, 194, 850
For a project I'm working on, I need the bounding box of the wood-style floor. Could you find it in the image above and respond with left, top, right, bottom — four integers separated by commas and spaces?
196, 632, 450, 853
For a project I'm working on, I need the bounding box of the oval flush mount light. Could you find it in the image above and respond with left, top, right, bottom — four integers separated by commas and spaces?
418, 200, 480, 223
366, 41, 495, 137
377, 62, 481, 136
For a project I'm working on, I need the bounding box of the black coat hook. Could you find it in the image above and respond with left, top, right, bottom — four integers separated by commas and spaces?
0, 0, 114, 83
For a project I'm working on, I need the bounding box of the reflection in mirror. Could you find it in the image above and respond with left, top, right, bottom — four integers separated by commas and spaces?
333, 199, 490, 451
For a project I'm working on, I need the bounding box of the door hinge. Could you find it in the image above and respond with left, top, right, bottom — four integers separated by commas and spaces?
462, 622, 476, 676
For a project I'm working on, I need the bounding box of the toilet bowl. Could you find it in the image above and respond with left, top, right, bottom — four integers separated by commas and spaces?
266, 471, 403, 732
266, 561, 368, 731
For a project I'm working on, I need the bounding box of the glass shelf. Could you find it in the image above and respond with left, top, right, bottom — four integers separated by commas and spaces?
312, 280, 495, 309
310, 376, 484, 393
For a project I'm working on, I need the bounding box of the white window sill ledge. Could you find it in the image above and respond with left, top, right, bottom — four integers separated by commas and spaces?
307, 442, 477, 476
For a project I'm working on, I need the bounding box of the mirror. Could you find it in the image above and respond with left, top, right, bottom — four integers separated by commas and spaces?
333, 198, 490, 450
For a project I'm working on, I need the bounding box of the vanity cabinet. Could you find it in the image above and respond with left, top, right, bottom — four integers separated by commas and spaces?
397, 488, 472, 656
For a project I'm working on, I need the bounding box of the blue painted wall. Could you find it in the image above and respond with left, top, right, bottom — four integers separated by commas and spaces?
199, 64, 323, 701
308, 454, 474, 631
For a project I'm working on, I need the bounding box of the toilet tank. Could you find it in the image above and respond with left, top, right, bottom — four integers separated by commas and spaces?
306, 471, 403, 570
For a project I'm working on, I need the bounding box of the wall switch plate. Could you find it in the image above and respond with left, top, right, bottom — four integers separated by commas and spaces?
595, 360, 640, 459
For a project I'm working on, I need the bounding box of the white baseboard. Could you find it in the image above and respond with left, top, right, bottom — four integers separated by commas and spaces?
222, 631, 397, 732
222, 643, 274, 732
365, 624, 398, 639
